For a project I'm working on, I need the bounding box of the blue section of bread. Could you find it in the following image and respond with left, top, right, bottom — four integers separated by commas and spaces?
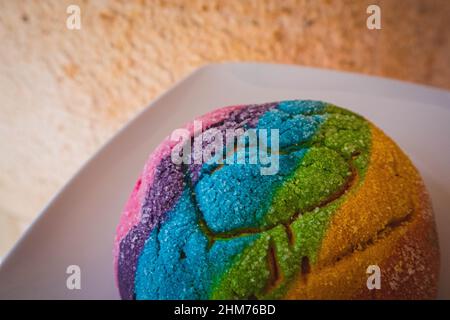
135, 189, 258, 299
258, 100, 326, 148
196, 100, 326, 233
196, 149, 307, 233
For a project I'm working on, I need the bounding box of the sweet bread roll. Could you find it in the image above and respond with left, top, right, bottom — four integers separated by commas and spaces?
114, 100, 439, 299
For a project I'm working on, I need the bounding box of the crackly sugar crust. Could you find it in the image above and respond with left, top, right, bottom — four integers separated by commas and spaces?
115, 101, 440, 299
284, 125, 440, 299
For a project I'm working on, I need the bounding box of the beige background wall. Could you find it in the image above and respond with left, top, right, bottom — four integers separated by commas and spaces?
1, 0, 449, 258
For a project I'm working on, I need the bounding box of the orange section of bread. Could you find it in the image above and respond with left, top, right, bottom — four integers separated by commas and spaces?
284, 125, 439, 299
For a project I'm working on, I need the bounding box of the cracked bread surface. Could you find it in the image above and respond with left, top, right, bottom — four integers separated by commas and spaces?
114, 100, 439, 300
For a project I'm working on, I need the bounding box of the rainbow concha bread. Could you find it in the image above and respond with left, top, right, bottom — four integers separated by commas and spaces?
114, 100, 439, 300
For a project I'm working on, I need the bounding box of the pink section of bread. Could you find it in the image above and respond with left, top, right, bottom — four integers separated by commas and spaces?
113, 104, 245, 280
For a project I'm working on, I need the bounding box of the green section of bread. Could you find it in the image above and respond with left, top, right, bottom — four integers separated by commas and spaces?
210, 105, 372, 299
262, 147, 350, 226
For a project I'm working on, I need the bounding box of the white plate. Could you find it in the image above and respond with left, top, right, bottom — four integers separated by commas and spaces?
0, 63, 449, 299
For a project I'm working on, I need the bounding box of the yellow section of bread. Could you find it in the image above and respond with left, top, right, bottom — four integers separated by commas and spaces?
284, 222, 408, 299
318, 124, 418, 265
284, 124, 426, 299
